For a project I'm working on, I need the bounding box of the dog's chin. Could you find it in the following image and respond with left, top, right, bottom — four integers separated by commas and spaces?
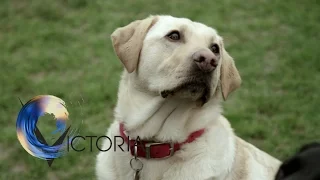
160, 82, 211, 105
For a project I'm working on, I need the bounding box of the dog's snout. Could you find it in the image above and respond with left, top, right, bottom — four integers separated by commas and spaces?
192, 50, 218, 73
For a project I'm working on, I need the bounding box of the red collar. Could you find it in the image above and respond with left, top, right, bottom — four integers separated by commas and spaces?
119, 123, 205, 159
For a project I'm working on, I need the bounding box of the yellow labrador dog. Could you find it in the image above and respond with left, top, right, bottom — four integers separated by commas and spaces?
96, 15, 281, 180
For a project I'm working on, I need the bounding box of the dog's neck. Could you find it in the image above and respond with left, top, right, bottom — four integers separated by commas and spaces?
114, 73, 222, 142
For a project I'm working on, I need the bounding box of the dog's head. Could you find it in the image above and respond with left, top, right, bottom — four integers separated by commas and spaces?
275, 142, 320, 180
111, 15, 241, 104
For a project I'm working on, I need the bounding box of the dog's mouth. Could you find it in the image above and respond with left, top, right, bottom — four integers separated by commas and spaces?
160, 76, 212, 105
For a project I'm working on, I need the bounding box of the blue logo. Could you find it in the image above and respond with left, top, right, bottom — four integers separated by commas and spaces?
16, 95, 80, 166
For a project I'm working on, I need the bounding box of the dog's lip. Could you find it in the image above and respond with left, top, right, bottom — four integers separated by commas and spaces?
160, 81, 209, 97
160, 81, 211, 106
175, 72, 212, 80
160, 74, 212, 105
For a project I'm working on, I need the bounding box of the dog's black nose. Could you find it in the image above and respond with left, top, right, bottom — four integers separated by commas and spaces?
192, 49, 218, 73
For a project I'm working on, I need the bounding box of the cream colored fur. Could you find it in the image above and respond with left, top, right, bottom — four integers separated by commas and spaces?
96, 15, 281, 180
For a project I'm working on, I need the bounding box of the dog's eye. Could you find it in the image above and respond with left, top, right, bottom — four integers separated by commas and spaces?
166, 31, 180, 41
210, 44, 220, 54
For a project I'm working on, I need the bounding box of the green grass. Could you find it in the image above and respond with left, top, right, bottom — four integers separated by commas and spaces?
0, 0, 319, 179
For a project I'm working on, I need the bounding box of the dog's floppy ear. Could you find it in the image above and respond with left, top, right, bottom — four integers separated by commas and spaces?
220, 40, 241, 100
111, 16, 158, 73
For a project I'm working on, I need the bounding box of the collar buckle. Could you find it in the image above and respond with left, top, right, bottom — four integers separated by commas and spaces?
145, 142, 174, 159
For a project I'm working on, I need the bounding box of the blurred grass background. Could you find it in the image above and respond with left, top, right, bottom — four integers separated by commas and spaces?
0, 0, 319, 179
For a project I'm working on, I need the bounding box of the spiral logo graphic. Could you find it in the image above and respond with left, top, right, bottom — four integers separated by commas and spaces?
16, 95, 79, 166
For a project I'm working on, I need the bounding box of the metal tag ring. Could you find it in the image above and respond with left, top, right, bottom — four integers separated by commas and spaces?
130, 158, 143, 171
